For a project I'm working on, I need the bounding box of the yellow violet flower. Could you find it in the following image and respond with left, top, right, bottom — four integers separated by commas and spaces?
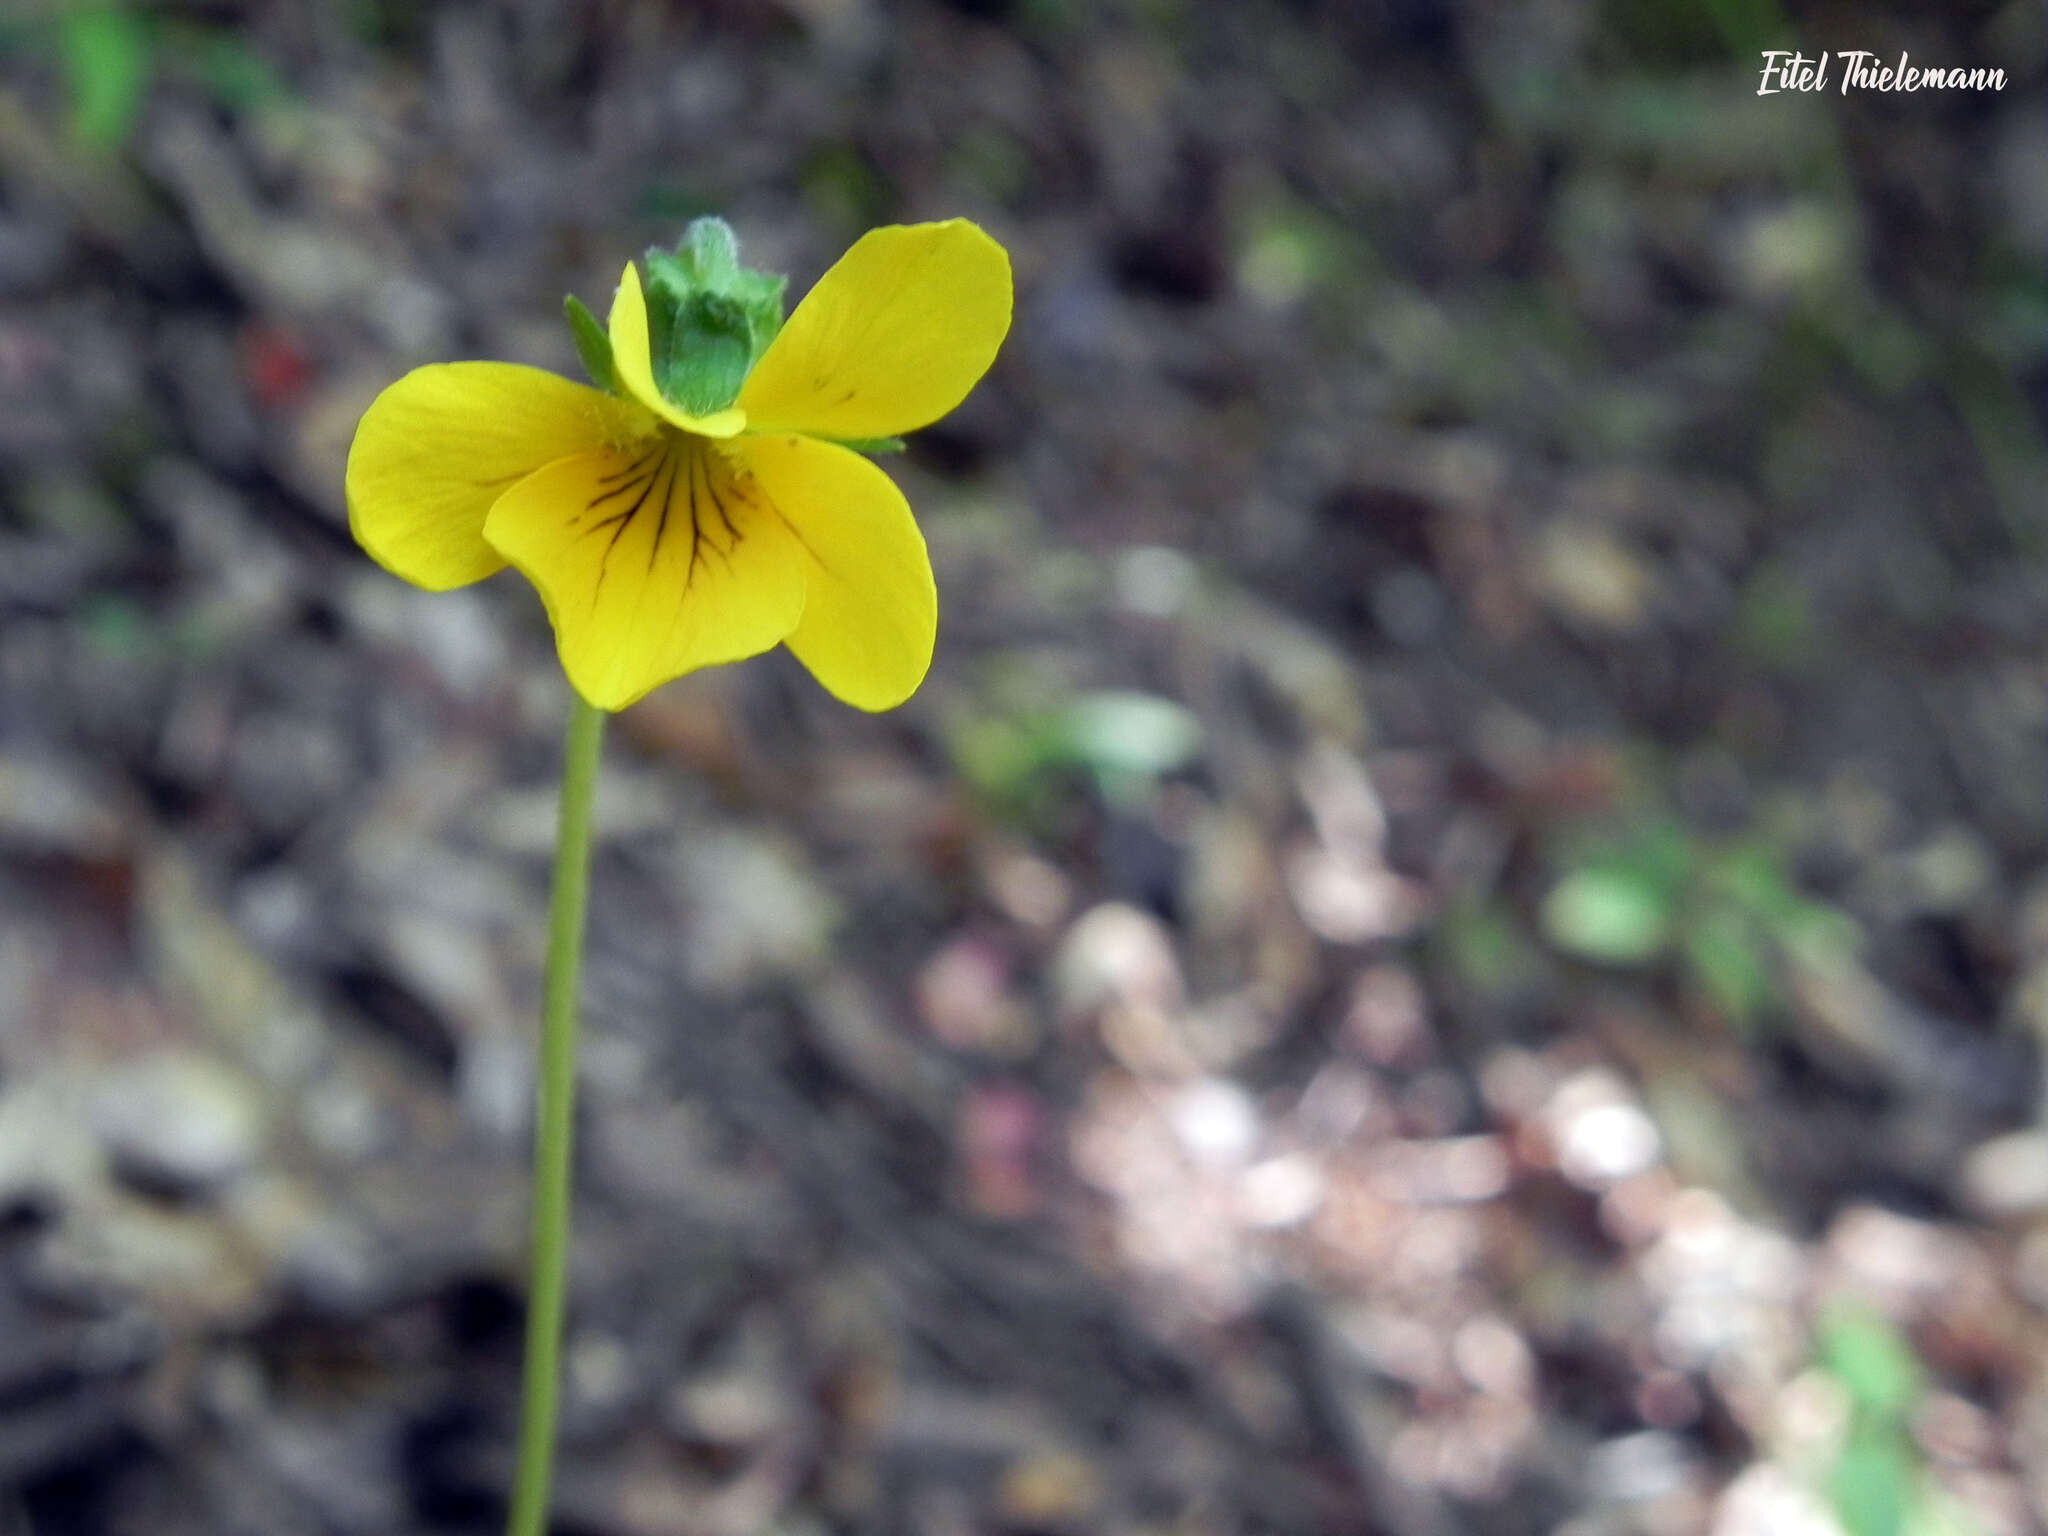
346, 220, 1011, 712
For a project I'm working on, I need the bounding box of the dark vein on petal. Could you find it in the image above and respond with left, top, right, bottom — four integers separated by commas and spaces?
574, 477, 657, 531
706, 467, 742, 552
574, 451, 661, 525
595, 448, 661, 486
646, 441, 683, 561
647, 440, 678, 574
589, 463, 660, 506
684, 440, 707, 594
703, 456, 747, 574
634, 442, 683, 612
593, 440, 672, 598
699, 480, 735, 574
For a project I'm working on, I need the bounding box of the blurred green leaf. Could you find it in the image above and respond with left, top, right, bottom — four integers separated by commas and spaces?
1829, 1422, 1911, 1536
952, 690, 1202, 818
1823, 1316, 1916, 1536
1683, 909, 1770, 1023
1705, 842, 1802, 923
61, 5, 151, 149
182, 29, 287, 112
1054, 691, 1202, 782
1781, 900, 1861, 969
1543, 865, 1672, 964
1625, 819, 1695, 892
1236, 200, 1346, 309
1442, 900, 1543, 997
1820, 1307, 1921, 1420
952, 716, 1037, 808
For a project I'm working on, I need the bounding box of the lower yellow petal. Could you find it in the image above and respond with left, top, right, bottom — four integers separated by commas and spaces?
736, 434, 936, 711
482, 436, 806, 711
346, 362, 642, 590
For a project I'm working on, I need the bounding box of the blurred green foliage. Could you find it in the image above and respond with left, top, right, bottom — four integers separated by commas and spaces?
2, 2, 286, 150
952, 688, 1203, 818
1440, 896, 1548, 1001
58, 5, 148, 148
1816, 1307, 1980, 1536
1599, 0, 1790, 66
1542, 816, 1855, 1027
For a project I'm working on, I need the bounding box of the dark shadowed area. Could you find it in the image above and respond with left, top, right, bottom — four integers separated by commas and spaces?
2, 1, 2047, 1533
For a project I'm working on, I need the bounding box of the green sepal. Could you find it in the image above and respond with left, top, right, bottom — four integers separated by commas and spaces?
827, 437, 907, 456
640, 217, 787, 416
563, 295, 616, 392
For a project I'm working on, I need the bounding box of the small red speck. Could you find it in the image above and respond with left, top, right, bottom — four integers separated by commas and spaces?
239, 323, 315, 409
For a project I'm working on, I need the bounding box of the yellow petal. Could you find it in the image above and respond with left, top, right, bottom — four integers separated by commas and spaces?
347, 362, 640, 590
738, 220, 1011, 439
606, 263, 748, 438
482, 436, 806, 711
736, 434, 935, 711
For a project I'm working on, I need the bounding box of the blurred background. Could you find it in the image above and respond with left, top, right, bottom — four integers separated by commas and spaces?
0, 1, 2045, 1533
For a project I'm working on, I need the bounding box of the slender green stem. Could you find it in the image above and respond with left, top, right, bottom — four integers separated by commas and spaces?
508, 691, 605, 1536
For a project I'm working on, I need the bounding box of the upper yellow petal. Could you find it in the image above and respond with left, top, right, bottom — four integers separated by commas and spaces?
482, 437, 806, 711
737, 220, 1011, 439
606, 263, 748, 439
735, 434, 936, 711
346, 362, 641, 590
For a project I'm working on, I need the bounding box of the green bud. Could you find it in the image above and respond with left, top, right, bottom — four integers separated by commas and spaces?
639, 217, 788, 416
672, 217, 739, 288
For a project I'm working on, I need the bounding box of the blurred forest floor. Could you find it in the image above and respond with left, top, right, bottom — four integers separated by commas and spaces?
2, 2, 2048, 1534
